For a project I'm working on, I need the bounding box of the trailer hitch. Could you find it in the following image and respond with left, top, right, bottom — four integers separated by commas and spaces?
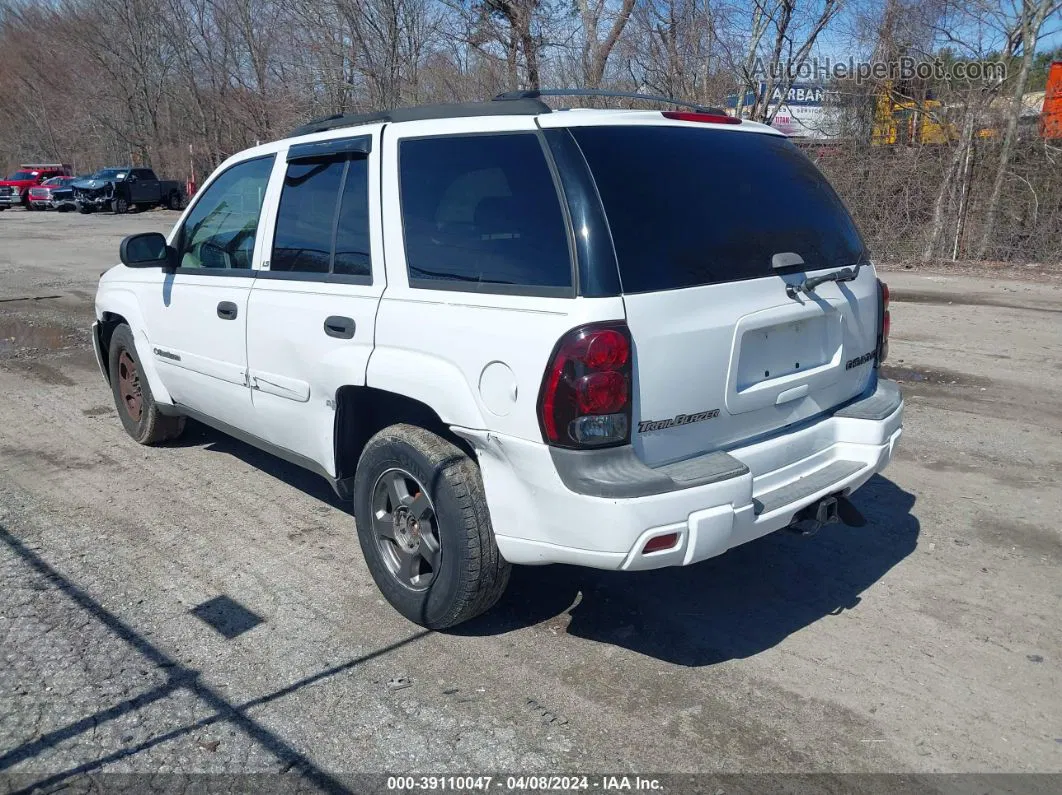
787, 494, 865, 536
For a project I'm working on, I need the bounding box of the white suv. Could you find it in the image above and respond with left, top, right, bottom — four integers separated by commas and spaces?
92, 93, 903, 629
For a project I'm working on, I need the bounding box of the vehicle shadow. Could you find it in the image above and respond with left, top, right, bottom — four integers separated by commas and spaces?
457, 474, 919, 666
170, 419, 351, 513
170, 423, 918, 667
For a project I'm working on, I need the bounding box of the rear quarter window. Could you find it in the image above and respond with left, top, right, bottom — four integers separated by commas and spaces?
398, 133, 573, 295
570, 126, 866, 293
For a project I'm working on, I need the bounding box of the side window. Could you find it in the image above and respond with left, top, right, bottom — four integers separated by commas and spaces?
271, 153, 371, 279
177, 156, 274, 270
398, 134, 572, 292
334, 158, 371, 277
272, 158, 346, 273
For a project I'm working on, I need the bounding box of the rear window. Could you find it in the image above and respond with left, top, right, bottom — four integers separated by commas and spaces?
399, 133, 572, 294
570, 126, 866, 293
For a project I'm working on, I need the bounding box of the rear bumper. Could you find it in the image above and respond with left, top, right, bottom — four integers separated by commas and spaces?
464, 378, 903, 570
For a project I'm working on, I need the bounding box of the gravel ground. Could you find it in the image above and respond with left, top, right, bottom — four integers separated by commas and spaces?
0, 209, 1060, 793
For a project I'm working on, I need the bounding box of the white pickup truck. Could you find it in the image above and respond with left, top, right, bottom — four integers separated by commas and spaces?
92, 93, 903, 628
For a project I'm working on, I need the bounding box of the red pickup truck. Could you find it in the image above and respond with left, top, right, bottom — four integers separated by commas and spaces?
0, 163, 72, 210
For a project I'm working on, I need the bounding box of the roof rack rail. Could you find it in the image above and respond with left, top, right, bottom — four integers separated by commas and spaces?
493, 88, 729, 116
287, 97, 551, 138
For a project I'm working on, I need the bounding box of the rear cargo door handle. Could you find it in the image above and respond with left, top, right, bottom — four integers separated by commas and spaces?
324, 316, 355, 339
217, 301, 238, 320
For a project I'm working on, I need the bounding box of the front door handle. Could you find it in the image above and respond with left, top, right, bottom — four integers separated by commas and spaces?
324, 315, 355, 339
217, 301, 238, 320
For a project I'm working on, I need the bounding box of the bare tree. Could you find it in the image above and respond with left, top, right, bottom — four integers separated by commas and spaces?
577, 0, 637, 88
976, 0, 1060, 257
623, 0, 728, 105
749, 0, 843, 124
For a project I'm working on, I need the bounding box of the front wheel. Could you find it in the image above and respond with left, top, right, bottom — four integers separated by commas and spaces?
112, 197, 128, 214
107, 324, 185, 445
353, 424, 510, 629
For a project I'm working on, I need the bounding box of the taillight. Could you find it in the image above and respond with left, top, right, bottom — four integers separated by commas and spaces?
538, 322, 632, 448
877, 279, 890, 365
662, 111, 741, 125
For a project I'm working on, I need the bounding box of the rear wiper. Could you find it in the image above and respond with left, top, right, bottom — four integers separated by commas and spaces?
771, 253, 861, 299
787, 267, 858, 299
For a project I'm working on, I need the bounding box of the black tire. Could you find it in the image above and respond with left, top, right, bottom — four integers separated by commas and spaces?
108, 324, 185, 445
353, 424, 510, 629
167, 191, 182, 211
77, 204, 92, 214
112, 197, 128, 214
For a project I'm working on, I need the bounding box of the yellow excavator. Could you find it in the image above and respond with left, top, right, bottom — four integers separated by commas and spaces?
871, 87, 955, 145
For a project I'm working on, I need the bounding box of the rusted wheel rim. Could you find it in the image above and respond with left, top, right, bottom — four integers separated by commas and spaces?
117, 350, 143, 421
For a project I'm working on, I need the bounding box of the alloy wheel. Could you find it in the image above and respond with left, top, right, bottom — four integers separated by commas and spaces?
370, 468, 441, 591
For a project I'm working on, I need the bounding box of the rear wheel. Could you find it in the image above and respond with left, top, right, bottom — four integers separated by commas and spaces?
167, 191, 182, 210
353, 424, 510, 629
108, 324, 185, 445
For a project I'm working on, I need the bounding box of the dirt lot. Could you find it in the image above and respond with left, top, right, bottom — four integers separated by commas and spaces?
1, 208, 1060, 791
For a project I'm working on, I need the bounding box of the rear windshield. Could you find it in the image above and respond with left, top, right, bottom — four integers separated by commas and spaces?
570, 126, 866, 293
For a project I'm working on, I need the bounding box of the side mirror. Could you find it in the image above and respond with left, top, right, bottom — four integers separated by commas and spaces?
120, 232, 174, 269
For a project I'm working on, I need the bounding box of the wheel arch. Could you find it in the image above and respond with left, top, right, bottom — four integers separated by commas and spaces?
333, 385, 478, 487
95, 290, 173, 405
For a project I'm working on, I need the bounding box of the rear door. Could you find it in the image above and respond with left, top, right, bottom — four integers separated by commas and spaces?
244, 129, 384, 473
569, 123, 880, 467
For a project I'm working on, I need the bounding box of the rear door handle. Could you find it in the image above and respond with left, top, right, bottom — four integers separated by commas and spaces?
217, 301, 238, 320
324, 315, 355, 339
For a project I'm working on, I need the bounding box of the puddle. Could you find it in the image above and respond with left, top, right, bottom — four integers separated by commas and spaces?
0, 294, 62, 304
973, 514, 1062, 563
890, 289, 1062, 315
0, 317, 71, 354
881, 364, 992, 389
0, 359, 76, 386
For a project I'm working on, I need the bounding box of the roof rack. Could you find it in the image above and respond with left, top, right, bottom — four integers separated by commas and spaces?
493, 89, 729, 116
286, 89, 730, 139
287, 97, 551, 138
